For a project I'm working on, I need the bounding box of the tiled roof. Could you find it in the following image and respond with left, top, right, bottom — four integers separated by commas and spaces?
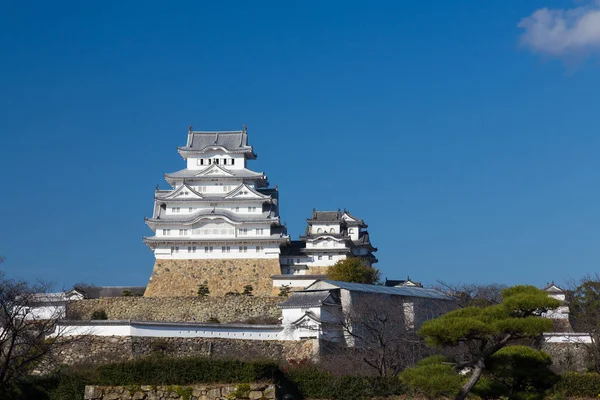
307, 280, 455, 300
178, 130, 257, 159
278, 290, 340, 309
147, 208, 279, 224
165, 167, 265, 179
307, 210, 341, 222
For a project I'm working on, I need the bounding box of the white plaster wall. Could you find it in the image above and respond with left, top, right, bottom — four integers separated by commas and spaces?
187, 153, 246, 170
310, 224, 340, 234
25, 304, 66, 320
54, 322, 289, 341
154, 242, 281, 259
304, 253, 346, 267
348, 228, 360, 241
543, 333, 592, 344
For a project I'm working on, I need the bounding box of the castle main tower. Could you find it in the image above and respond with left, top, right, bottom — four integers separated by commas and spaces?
143, 126, 289, 297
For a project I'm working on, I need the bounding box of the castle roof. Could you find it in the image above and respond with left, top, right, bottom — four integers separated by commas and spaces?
178, 130, 257, 159
306, 280, 454, 300
146, 208, 280, 228
277, 290, 341, 309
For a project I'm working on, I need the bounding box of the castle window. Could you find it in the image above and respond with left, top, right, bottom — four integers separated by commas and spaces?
239, 246, 247, 253
256, 228, 264, 235
214, 159, 219, 165
317, 228, 322, 233
239, 228, 248, 236
328, 255, 333, 260
231, 159, 235, 165
235, 207, 239, 212
349, 228, 354, 234
255, 246, 263, 252
189, 207, 193, 212
179, 229, 188, 236
330, 228, 334, 233
172, 207, 180, 213
318, 255, 322, 260
248, 206, 256, 212
208, 159, 212, 165
222, 159, 226, 165
172, 246, 179, 254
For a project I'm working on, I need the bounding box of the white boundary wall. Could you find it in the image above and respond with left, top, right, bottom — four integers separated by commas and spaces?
54, 320, 291, 341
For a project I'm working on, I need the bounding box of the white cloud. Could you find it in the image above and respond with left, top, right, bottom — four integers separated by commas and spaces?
518, 1, 600, 59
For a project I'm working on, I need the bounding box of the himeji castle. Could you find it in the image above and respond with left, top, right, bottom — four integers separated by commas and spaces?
144, 126, 377, 296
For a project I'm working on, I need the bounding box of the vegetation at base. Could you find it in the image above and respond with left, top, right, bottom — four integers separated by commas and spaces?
326, 257, 380, 284
550, 372, 600, 398
278, 285, 291, 297
6, 355, 600, 400
242, 285, 254, 296
285, 366, 405, 400
197, 282, 210, 297
416, 285, 561, 400
90, 309, 108, 320
399, 355, 462, 399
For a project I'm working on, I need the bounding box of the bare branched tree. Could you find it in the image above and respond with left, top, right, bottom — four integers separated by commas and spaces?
320, 293, 451, 376
566, 273, 600, 372
433, 281, 506, 308
0, 270, 72, 393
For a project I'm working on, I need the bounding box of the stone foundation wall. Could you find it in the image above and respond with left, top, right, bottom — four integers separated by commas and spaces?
67, 296, 281, 323
542, 342, 591, 373
145, 259, 282, 297
85, 383, 276, 400
54, 336, 317, 367
307, 266, 329, 275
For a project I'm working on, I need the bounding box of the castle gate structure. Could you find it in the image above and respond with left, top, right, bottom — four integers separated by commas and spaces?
144, 127, 289, 296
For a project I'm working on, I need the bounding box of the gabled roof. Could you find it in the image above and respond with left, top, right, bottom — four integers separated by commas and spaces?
278, 290, 341, 309
224, 183, 271, 200
543, 282, 566, 294
305, 280, 455, 300
146, 208, 279, 227
341, 210, 367, 228
384, 278, 423, 288
178, 129, 257, 159
164, 167, 266, 182
155, 183, 204, 201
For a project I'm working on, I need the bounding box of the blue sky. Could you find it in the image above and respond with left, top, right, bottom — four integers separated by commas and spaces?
1, 1, 599, 290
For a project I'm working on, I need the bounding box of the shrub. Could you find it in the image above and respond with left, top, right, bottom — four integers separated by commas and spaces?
242, 285, 253, 296
122, 290, 133, 297
287, 366, 404, 400
551, 372, 600, 398
399, 356, 461, 399
90, 310, 108, 320
278, 285, 291, 297
197, 282, 210, 297
207, 317, 220, 323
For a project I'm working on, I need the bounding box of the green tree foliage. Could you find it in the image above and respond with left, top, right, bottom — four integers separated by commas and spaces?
90, 310, 108, 320
326, 258, 380, 284
567, 277, 600, 372
473, 346, 557, 400
242, 285, 254, 296
196, 282, 210, 298
400, 355, 462, 399
417, 285, 560, 400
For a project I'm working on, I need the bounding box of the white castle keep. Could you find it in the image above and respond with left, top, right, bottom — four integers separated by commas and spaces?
143, 126, 377, 296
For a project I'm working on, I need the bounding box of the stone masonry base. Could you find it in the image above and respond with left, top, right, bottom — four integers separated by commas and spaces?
144, 258, 282, 297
